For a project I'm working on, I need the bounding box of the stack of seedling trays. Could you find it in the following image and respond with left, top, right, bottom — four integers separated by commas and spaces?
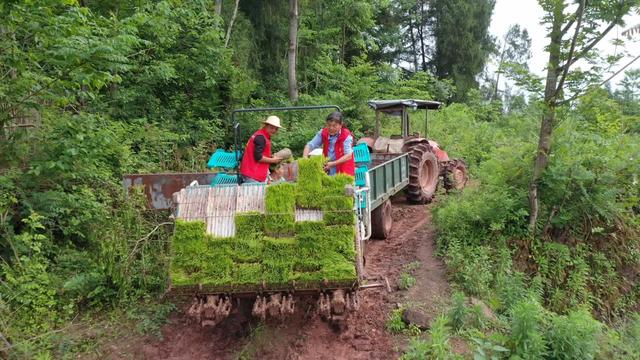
170, 156, 358, 294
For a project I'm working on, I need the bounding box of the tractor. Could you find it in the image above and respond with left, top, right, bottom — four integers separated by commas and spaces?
358, 99, 468, 239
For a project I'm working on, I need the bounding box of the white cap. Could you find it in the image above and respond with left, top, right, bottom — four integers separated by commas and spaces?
263, 115, 283, 128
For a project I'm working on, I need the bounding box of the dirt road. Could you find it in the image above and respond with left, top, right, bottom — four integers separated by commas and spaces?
108, 201, 450, 360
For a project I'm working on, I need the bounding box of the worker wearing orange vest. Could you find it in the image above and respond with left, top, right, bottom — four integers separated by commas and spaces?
240, 116, 284, 183
302, 111, 355, 176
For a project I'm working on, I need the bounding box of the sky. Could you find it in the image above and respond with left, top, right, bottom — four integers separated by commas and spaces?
490, 0, 640, 89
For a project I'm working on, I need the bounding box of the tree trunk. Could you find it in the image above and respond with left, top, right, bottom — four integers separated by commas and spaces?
418, 1, 427, 71
529, 4, 563, 233
341, 24, 346, 64
224, 0, 240, 47
288, 0, 299, 102
408, 17, 419, 72
215, 0, 222, 16
491, 40, 507, 102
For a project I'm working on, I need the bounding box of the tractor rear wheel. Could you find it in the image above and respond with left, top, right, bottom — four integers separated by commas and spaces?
405, 143, 439, 204
444, 159, 469, 191
371, 199, 392, 239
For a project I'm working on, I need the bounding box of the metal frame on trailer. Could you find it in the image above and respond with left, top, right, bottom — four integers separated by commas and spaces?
230, 105, 342, 184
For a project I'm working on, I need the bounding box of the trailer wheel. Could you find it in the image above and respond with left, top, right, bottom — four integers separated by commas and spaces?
406, 143, 439, 204
371, 199, 393, 239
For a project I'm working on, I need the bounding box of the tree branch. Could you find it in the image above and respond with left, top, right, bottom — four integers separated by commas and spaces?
563, 21, 618, 71
558, 52, 640, 106
559, 15, 576, 36
126, 222, 173, 263
556, 0, 585, 95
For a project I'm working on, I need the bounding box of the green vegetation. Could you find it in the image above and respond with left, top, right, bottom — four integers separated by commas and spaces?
265, 183, 297, 236
296, 156, 325, 208
0, 0, 638, 357
402, 95, 640, 358
386, 307, 407, 334
399, 273, 417, 290
399, 261, 420, 290
169, 163, 357, 288
400, 315, 458, 360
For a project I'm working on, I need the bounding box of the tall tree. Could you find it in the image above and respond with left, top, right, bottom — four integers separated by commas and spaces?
388, 0, 431, 72
614, 69, 640, 115
528, 0, 638, 232
288, 0, 299, 102
429, 0, 495, 101
367, 1, 404, 66
490, 24, 531, 102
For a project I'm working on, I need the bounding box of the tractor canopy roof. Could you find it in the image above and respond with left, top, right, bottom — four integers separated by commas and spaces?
367, 99, 442, 114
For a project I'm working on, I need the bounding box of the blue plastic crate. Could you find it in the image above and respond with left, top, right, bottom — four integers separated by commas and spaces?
207, 149, 242, 169
211, 173, 240, 186
355, 166, 368, 187
353, 143, 371, 164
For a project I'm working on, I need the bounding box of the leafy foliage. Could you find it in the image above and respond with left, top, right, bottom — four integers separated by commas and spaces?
400, 315, 458, 360
429, 0, 495, 101
546, 309, 602, 360
0, 0, 638, 357
386, 307, 407, 334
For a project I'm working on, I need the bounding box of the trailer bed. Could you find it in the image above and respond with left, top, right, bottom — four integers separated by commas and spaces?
366, 153, 410, 211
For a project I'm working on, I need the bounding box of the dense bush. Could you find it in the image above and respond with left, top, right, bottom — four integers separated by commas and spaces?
429, 86, 639, 359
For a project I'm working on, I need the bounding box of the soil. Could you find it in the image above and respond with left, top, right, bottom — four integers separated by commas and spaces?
102, 198, 453, 360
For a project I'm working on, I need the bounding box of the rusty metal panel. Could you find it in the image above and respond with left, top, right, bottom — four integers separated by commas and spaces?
123, 172, 216, 209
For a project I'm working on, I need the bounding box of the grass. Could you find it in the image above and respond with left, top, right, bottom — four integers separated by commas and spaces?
17, 300, 177, 359
264, 183, 296, 236
386, 307, 407, 334
296, 157, 325, 208
322, 196, 355, 226
399, 272, 417, 290
399, 261, 420, 290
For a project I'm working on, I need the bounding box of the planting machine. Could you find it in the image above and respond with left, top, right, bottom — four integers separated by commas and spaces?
122, 101, 467, 327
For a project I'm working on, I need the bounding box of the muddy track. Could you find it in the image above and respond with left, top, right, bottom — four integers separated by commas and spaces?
107, 200, 450, 360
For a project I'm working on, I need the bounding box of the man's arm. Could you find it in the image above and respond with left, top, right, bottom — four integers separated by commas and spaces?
254, 135, 281, 164
303, 130, 323, 158
325, 135, 353, 168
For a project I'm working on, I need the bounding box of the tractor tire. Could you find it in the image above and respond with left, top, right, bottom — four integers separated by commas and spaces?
371, 199, 393, 240
444, 159, 469, 191
405, 143, 439, 204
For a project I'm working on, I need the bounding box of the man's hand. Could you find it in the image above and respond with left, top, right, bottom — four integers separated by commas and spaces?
302, 145, 311, 158
323, 161, 334, 172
